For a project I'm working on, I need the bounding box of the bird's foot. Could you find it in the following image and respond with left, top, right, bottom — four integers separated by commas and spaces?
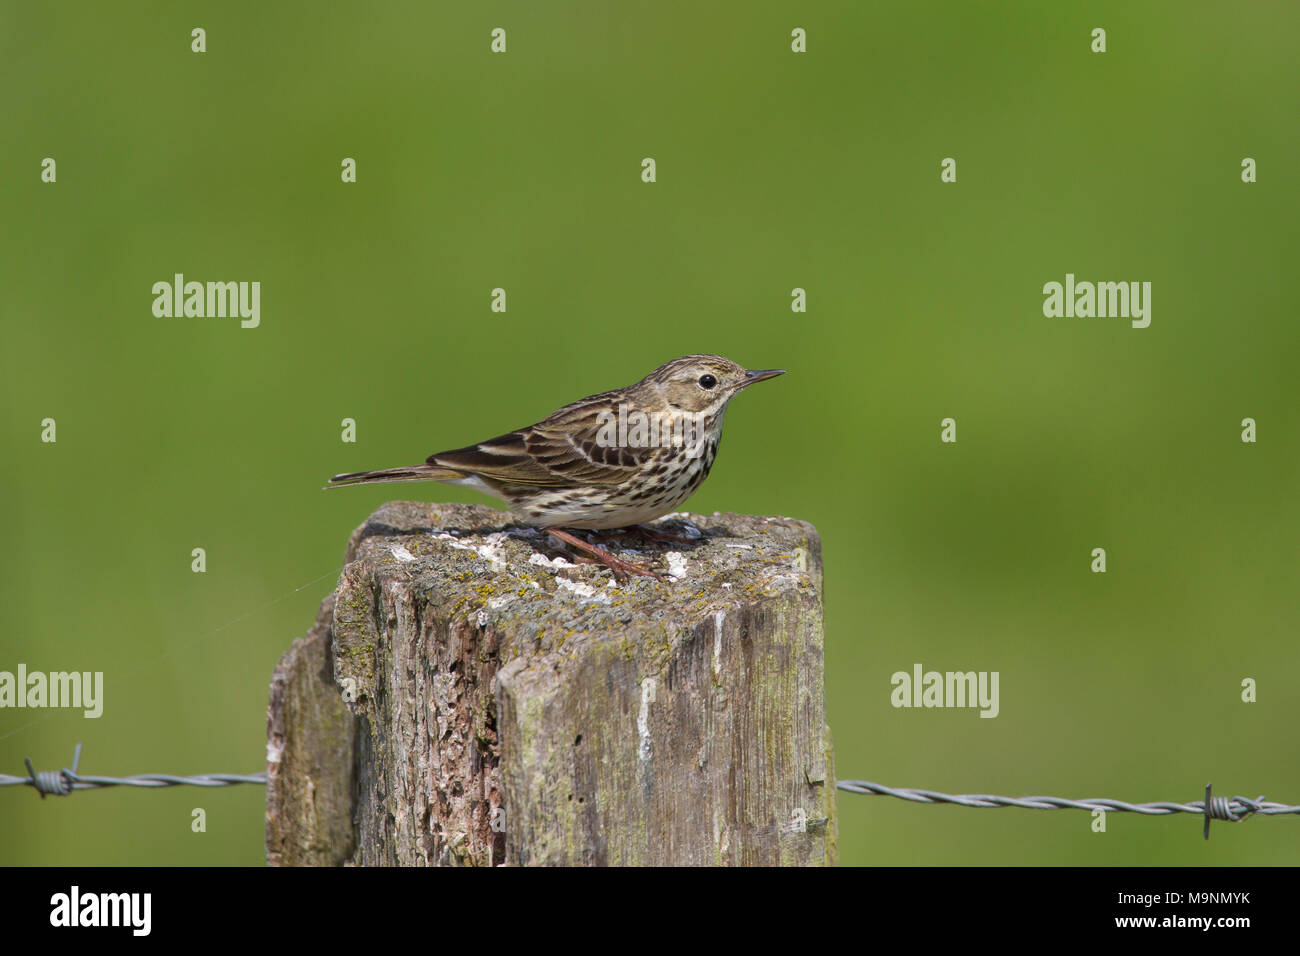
546, 528, 664, 582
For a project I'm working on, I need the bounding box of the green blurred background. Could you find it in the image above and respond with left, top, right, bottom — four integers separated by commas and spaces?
3, 1, 1297, 865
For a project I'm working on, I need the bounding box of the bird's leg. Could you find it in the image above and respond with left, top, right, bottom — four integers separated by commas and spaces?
545, 528, 664, 582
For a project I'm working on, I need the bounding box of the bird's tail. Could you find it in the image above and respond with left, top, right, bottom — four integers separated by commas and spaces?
326, 463, 466, 489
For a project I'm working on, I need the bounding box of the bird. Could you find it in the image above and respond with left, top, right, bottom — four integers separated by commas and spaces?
327, 354, 785, 579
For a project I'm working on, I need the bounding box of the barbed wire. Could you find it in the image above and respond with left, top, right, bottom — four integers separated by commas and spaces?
836, 779, 1300, 839
5, 745, 1296, 840
0, 744, 265, 798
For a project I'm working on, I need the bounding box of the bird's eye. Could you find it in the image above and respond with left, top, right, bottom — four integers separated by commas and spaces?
698, 374, 718, 390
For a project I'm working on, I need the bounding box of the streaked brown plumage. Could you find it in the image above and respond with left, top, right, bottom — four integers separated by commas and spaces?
328, 354, 784, 577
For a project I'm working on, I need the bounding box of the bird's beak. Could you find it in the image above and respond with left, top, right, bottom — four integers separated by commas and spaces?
739, 368, 786, 388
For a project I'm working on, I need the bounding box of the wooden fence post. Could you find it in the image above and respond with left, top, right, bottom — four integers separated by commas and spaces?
266, 501, 835, 865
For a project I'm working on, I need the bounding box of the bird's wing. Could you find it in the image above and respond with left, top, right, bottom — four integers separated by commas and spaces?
428, 393, 658, 487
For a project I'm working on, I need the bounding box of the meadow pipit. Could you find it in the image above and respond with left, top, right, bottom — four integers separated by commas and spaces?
328, 354, 784, 579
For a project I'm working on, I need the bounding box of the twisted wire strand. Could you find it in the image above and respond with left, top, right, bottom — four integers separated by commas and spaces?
0, 768, 268, 794
0, 745, 266, 796
836, 780, 1298, 818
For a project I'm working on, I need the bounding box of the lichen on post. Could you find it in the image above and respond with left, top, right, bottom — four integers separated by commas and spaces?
266, 501, 835, 866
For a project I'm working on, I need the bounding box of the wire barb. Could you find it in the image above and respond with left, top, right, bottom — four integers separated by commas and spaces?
1201, 781, 1265, 840
23, 742, 81, 798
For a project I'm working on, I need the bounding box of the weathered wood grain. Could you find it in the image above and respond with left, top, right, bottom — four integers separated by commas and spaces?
267, 501, 834, 866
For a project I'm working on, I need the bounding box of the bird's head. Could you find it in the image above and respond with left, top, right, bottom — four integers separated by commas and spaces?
640, 354, 785, 415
